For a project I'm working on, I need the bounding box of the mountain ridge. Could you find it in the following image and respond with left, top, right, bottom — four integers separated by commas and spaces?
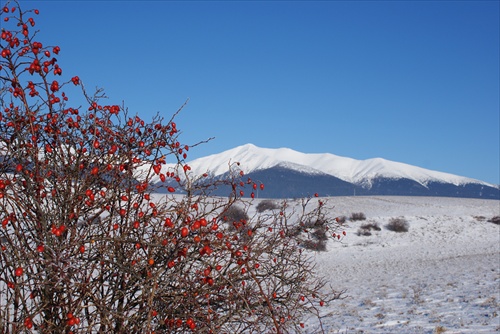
148, 143, 498, 199
185, 143, 495, 188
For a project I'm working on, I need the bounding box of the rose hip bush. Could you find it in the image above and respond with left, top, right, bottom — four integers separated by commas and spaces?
0, 2, 344, 333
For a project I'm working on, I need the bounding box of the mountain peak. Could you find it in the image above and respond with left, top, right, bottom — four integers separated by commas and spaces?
188, 144, 492, 188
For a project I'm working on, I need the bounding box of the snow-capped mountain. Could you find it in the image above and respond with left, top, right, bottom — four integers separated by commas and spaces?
177, 144, 498, 199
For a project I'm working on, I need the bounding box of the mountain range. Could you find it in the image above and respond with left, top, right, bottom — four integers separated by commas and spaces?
157, 144, 499, 199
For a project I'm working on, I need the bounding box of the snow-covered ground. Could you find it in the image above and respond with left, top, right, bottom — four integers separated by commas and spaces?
290, 196, 500, 333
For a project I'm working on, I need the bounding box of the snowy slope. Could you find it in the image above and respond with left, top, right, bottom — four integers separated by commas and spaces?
185, 144, 494, 188
246, 196, 500, 333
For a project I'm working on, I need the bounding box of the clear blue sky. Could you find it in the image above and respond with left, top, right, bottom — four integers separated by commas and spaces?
5, 0, 500, 184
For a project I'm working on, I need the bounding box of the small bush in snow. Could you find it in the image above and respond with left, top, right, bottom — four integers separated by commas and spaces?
336, 215, 347, 224
356, 223, 381, 237
256, 199, 279, 212
357, 222, 381, 236
361, 222, 381, 231
386, 217, 409, 232
434, 326, 447, 334
299, 220, 328, 251
356, 229, 372, 236
350, 212, 367, 221
302, 218, 328, 229
487, 216, 500, 225
301, 239, 327, 252
221, 205, 249, 227
311, 226, 328, 241
294, 202, 340, 252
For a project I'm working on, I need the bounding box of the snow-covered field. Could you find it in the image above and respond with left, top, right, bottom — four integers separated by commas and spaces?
292, 196, 500, 333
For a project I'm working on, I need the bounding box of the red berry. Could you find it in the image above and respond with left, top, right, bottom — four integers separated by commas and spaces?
15, 267, 23, 277
24, 317, 33, 329
181, 227, 189, 238
191, 221, 201, 230
164, 217, 173, 228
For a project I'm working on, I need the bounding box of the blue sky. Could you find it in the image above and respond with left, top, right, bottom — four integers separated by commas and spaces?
5, 1, 500, 184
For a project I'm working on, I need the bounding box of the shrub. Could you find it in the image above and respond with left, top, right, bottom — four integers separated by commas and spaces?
386, 217, 410, 232
357, 222, 381, 236
294, 201, 345, 252
336, 215, 347, 224
301, 239, 327, 252
311, 226, 328, 241
487, 216, 500, 225
221, 205, 249, 230
361, 222, 381, 231
350, 212, 367, 221
0, 4, 344, 333
256, 199, 279, 212
356, 229, 372, 236
434, 325, 447, 334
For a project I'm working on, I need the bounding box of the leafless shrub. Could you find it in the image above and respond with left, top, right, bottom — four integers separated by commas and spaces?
487, 216, 500, 225
222, 205, 249, 223
287, 225, 303, 237
434, 325, 447, 333
220, 205, 249, 231
0, 4, 346, 332
293, 200, 343, 252
386, 217, 409, 232
357, 222, 381, 236
311, 226, 328, 241
336, 215, 347, 224
301, 239, 327, 252
356, 229, 372, 236
256, 199, 279, 213
350, 212, 366, 221
300, 219, 315, 229
361, 222, 381, 231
